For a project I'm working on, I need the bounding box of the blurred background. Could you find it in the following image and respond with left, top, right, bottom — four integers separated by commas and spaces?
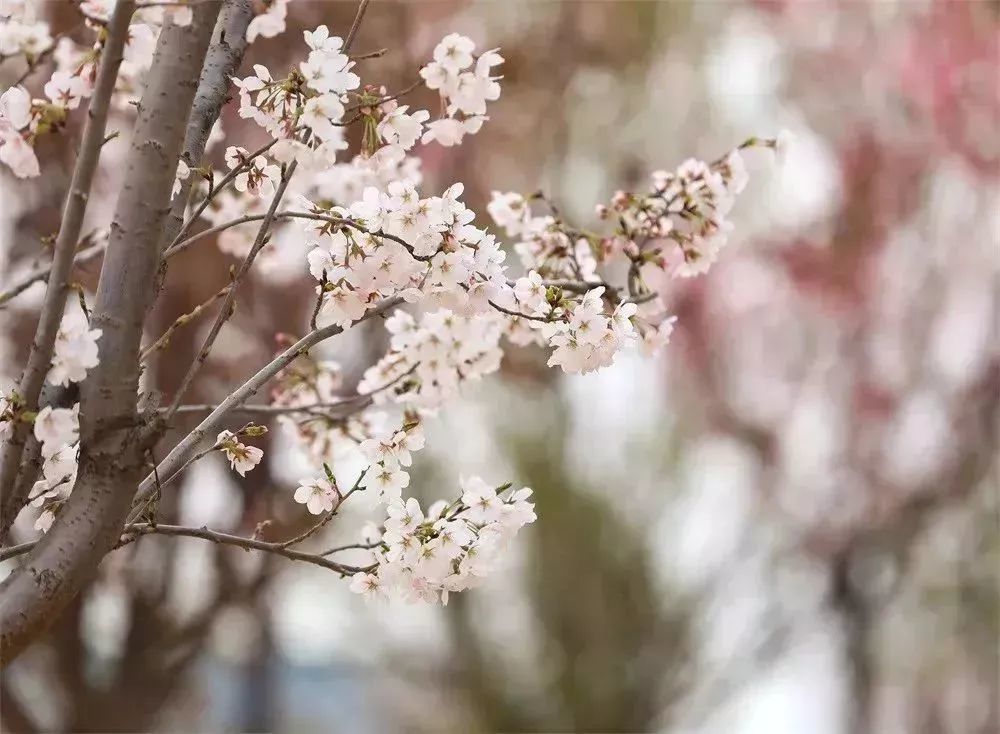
1, 0, 998, 732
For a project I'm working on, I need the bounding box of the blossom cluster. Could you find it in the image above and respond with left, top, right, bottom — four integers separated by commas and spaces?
267, 346, 356, 463
302, 179, 512, 326
349, 478, 535, 604
246, 0, 290, 43
478, 143, 771, 372
0, 4, 774, 610
217, 429, 264, 477
417, 33, 503, 147
288, 416, 425, 513
359, 309, 504, 412
233, 25, 357, 167
47, 307, 102, 387
29, 403, 81, 533
0, 2, 157, 178
0, 1, 51, 61
0, 86, 38, 178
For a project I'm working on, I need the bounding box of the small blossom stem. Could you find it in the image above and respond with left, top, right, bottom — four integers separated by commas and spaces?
270, 458, 369, 551
132, 295, 404, 515
168, 210, 435, 260
165, 162, 300, 420
140, 283, 232, 360
320, 541, 380, 556
167, 134, 285, 251
0, 236, 107, 307
341, 78, 422, 117
0, 523, 369, 576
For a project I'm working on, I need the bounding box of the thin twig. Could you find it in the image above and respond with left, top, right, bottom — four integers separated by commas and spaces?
165, 163, 299, 419
489, 300, 555, 323
278, 472, 367, 550
168, 135, 283, 249
166, 363, 413, 419
130, 295, 404, 516
341, 78, 422, 117
343, 0, 371, 51
1, 522, 371, 576
140, 283, 231, 359
320, 541, 380, 556
168, 210, 430, 261
0, 236, 107, 307
350, 47, 388, 61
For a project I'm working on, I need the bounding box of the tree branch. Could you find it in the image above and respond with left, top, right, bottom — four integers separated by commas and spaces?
1, 522, 370, 576
0, 236, 107, 308
0, 1, 135, 539
129, 295, 403, 522
158, 0, 254, 255
140, 283, 231, 360
163, 1, 372, 419
0, 3, 223, 665
165, 164, 298, 418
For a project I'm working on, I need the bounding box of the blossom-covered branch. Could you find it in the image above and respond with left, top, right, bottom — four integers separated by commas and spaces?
0, 0, 779, 661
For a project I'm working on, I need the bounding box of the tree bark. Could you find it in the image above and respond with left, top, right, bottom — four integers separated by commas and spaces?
0, 1, 135, 543
0, 3, 222, 665
160, 0, 253, 254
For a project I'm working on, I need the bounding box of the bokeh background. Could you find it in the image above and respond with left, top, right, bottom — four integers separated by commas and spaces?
1, 1, 998, 732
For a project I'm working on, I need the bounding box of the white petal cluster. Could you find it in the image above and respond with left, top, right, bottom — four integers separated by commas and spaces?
227, 145, 281, 198
418, 34, 503, 147
312, 146, 423, 207
0, 85, 38, 178
234, 26, 356, 160
623, 151, 749, 279
301, 179, 511, 328
294, 476, 338, 515
269, 354, 358, 464
30, 403, 81, 532
359, 309, 505, 412
356, 421, 425, 503
349, 478, 535, 604
0, 6, 159, 178
217, 430, 264, 476
0, 1, 772, 612
47, 308, 102, 387
246, 0, 290, 43
0, 1, 52, 59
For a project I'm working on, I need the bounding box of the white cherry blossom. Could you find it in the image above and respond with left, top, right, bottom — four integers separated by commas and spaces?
217, 430, 264, 476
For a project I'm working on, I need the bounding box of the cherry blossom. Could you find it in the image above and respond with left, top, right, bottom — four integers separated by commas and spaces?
377, 105, 430, 151
43, 70, 89, 110
32, 405, 79, 456
293, 476, 338, 515
217, 430, 264, 476
349, 479, 535, 605
47, 308, 102, 387
0, 5, 774, 616
246, 0, 290, 43
0, 86, 31, 132
359, 462, 411, 503
0, 2, 51, 58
